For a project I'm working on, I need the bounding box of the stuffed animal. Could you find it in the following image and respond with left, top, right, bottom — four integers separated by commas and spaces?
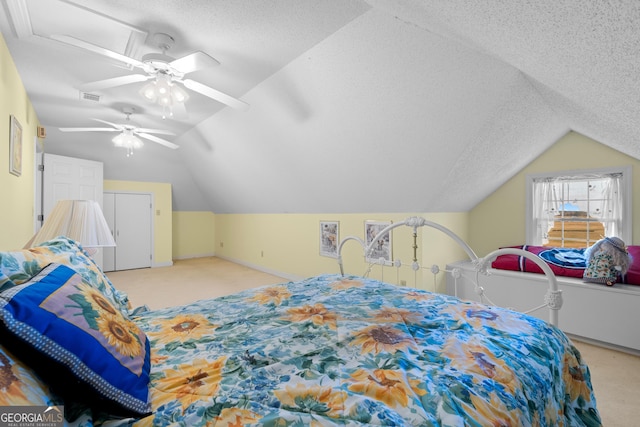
583, 236, 632, 286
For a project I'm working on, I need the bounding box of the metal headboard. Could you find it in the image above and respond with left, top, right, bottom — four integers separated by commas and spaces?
336, 216, 562, 326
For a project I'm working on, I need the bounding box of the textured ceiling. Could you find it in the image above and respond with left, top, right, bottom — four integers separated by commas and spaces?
1, 0, 639, 213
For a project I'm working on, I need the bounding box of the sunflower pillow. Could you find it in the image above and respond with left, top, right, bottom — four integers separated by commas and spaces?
0, 237, 131, 316
0, 263, 151, 417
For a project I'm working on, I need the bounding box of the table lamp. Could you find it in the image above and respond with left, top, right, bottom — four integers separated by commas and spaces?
27, 200, 116, 252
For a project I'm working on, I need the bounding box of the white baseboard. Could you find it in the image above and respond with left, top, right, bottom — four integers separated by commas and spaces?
173, 252, 216, 261
216, 255, 304, 282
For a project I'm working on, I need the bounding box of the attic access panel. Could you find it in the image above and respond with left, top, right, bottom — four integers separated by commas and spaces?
6, 0, 146, 58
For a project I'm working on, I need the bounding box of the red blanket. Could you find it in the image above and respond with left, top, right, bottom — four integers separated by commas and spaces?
491, 245, 640, 285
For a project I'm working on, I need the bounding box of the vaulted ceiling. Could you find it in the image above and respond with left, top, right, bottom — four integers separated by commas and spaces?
2, 0, 639, 213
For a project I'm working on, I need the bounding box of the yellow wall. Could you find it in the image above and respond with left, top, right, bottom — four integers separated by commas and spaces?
103, 180, 173, 266
469, 131, 640, 255
173, 211, 216, 259
214, 212, 470, 292
6, 29, 635, 279
0, 34, 40, 250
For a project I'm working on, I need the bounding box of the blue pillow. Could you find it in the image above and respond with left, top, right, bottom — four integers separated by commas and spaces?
0, 263, 151, 417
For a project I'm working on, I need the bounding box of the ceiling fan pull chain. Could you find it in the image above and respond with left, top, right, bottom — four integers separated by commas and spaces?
161, 104, 173, 120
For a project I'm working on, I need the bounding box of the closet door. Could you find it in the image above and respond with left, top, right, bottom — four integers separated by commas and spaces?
104, 192, 152, 271
115, 193, 152, 270
102, 193, 116, 271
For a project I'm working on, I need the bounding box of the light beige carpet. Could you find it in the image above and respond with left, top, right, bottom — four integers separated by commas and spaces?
107, 257, 639, 426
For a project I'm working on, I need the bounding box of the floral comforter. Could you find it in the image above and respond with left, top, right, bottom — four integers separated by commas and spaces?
98, 273, 600, 426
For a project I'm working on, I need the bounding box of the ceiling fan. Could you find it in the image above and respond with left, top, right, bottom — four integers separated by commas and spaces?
50, 32, 250, 116
59, 108, 178, 156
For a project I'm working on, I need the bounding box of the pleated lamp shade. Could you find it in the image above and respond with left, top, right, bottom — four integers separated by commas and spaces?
30, 200, 116, 248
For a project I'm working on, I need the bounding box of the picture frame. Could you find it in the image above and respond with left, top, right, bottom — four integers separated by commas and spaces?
319, 221, 339, 258
364, 220, 392, 265
9, 115, 22, 176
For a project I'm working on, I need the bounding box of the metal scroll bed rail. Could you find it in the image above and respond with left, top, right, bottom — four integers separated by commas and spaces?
336, 216, 563, 326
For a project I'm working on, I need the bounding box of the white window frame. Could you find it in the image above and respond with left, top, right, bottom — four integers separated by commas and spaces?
525, 165, 632, 246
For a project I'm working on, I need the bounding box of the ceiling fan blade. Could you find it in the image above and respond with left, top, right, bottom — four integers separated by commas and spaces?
59, 127, 118, 132
182, 79, 249, 111
137, 133, 179, 149
50, 35, 146, 69
80, 74, 151, 91
136, 128, 175, 136
91, 118, 123, 129
170, 52, 220, 74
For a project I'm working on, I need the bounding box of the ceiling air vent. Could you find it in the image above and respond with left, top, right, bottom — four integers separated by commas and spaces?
79, 91, 101, 102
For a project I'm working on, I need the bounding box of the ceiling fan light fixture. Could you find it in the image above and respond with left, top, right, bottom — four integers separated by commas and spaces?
139, 73, 189, 118
112, 130, 143, 157
172, 84, 189, 103
157, 95, 172, 107
156, 74, 171, 95
140, 83, 158, 102
58, 110, 178, 151
63, 34, 247, 113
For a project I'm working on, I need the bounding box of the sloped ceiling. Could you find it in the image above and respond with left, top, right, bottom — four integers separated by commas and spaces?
1, 0, 639, 213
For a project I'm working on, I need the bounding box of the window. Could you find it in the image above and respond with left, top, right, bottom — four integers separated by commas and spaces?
526, 166, 631, 247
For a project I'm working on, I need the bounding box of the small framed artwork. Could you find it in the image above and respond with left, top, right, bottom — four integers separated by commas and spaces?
320, 221, 339, 258
9, 115, 22, 176
365, 220, 392, 264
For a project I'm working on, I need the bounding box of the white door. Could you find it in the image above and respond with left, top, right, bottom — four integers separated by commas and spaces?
42, 153, 103, 218
40, 153, 105, 266
103, 192, 152, 271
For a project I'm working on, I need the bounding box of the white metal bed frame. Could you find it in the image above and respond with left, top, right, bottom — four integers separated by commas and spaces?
336, 216, 563, 326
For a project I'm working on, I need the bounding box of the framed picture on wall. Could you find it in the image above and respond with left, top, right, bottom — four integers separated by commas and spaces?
364, 220, 392, 265
319, 221, 339, 258
9, 115, 22, 176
